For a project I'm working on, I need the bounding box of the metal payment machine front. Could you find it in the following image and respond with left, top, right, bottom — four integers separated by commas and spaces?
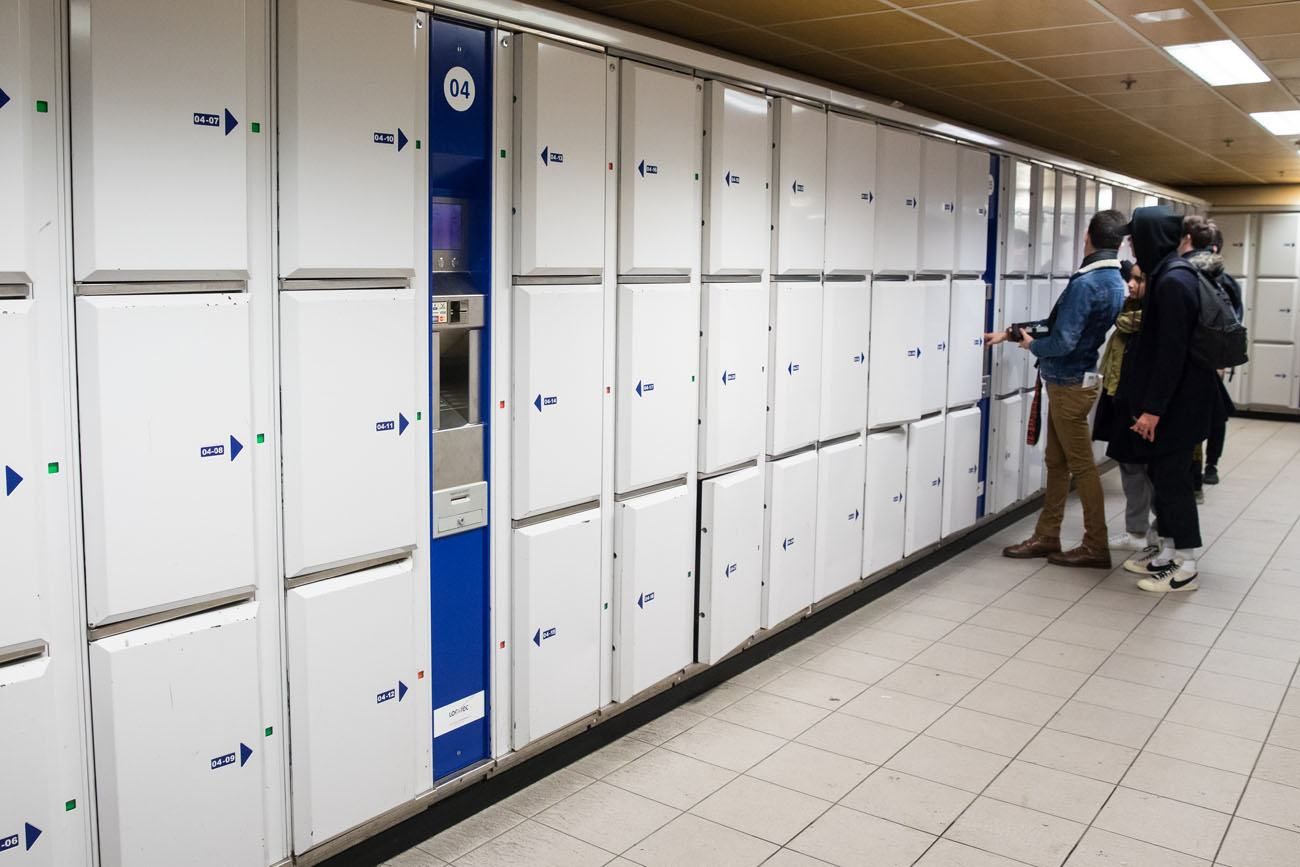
431, 287, 486, 537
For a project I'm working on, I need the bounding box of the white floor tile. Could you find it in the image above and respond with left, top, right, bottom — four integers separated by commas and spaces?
623, 813, 778, 867
787, 805, 935, 867
840, 768, 974, 835
747, 741, 875, 801
944, 797, 1086, 867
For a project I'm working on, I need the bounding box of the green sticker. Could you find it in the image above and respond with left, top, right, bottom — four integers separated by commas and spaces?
35, 100, 48, 113
47, 462, 59, 474
500, 148, 507, 158
416, 411, 422, 421
250, 121, 261, 133
265, 726, 273, 737
65, 799, 76, 812
256, 433, 265, 444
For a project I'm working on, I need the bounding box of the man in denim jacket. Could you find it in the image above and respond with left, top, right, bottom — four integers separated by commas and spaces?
988, 209, 1128, 568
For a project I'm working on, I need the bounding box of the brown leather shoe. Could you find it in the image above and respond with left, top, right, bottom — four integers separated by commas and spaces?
1002, 535, 1061, 559
1047, 546, 1113, 569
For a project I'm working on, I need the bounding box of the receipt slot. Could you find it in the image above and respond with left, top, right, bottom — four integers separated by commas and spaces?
432, 290, 486, 537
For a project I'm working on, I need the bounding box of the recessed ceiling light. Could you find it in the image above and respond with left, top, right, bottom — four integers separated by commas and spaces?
1164, 40, 1269, 86
1252, 111, 1300, 134
1134, 8, 1191, 23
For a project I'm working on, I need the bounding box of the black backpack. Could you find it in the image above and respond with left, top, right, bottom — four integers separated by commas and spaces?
1166, 259, 1249, 370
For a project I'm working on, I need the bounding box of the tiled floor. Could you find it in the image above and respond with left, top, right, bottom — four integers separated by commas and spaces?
388, 418, 1300, 867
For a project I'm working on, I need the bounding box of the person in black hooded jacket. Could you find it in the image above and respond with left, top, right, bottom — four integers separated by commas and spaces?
1108, 209, 1221, 593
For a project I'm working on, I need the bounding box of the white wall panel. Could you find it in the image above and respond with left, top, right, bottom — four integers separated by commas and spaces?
77, 293, 255, 626
862, 428, 906, 578
512, 283, 602, 519
278, 0, 419, 277
989, 394, 1024, 513
512, 509, 601, 744
1252, 279, 1298, 344
280, 289, 417, 578
768, 281, 823, 455
818, 281, 870, 440
942, 407, 980, 537
702, 83, 770, 276
824, 114, 876, 275
919, 137, 957, 273
762, 451, 817, 628
698, 282, 768, 473
91, 603, 265, 867
1026, 278, 1052, 390
0, 299, 41, 650
904, 416, 944, 557
0, 656, 55, 866
514, 36, 605, 276
618, 62, 699, 276
873, 127, 920, 274
1258, 213, 1300, 277
286, 561, 418, 852
1023, 388, 1045, 497
616, 282, 698, 493
771, 99, 826, 276
867, 279, 924, 428
698, 467, 763, 663
1213, 213, 1250, 277
71, 0, 248, 281
947, 278, 985, 408
921, 278, 951, 415
955, 147, 990, 275
1249, 344, 1297, 408
612, 486, 694, 701
814, 437, 865, 602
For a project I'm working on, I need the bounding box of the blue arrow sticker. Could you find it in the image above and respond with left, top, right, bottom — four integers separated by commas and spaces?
398, 680, 408, 701
533, 628, 541, 647
23, 824, 40, 852
787, 361, 799, 375
398, 413, 409, 435
638, 159, 659, 177
240, 743, 253, 767
893, 491, 904, 503
397, 128, 408, 151
724, 562, 737, 577
534, 394, 558, 412
229, 435, 244, 462
0, 87, 10, 110
861, 191, 874, 202
4, 466, 22, 496
725, 170, 739, 187
849, 509, 861, 521
792, 180, 804, 194
853, 352, 865, 364
782, 537, 794, 551
636, 380, 655, 397
224, 108, 238, 136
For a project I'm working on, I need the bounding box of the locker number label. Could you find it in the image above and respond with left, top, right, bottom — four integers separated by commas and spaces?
444, 66, 475, 112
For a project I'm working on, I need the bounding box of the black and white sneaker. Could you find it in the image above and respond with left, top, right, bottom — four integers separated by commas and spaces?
1123, 545, 1162, 575
1137, 562, 1199, 593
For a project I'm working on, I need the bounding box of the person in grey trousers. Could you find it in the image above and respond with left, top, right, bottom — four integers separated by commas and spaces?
1093, 260, 1157, 553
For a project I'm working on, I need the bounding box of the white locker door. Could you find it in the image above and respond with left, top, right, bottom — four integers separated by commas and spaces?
919, 137, 957, 273
612, 486, 694, 701
762, 451, 818, 628
824, 113, 876, 276
0, 300, 42, 650
512, 283, 603, 519
862, 429, 907, 579
91, 603, 264, 867
1253, 280, 1299, 343
278, 0, 419, 277
1213, 213, 1250, 277
618, 62, 699, 276
287, 561, 417, 852
873, 128, 920, 274
1249, 344, 1298, 408
904, 417, 945, 557
699, 282, 768, 473
1023, 389, 1046, 497
616, 282, 698, 493
921, 278, 952, 415
814, 437, 865, 602
0, 656, 55, 866
1025, 279, 1052, 390
512, 509, 601, 745
1006, 159, 1032, 275
1054, 174, 1078, 276
281, 289, 417, 578
867, 279, 924, 429
955, 147, 990, 275
703, 83, 770, 276
818, 281, 870, 440
772, 99, 827, 276
1033, 168, 1055, 275
994, 279, 1030, 396
0, 0, 31, 284
947, 278, 986, 408
71, 0, 248, 281
990, 394, 1025, 513
698, 467, 763, 664
515, 36, 606, 276
768, 281, 824, 455
77, 294, 255, 626
1258, 213, 1300, 277
942, 407, 981, 537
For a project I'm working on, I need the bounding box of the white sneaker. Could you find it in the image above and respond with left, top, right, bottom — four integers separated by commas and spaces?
1109, 532, 1149, 551
1123, 545, 1162, 575
1137, 562, 1199, 593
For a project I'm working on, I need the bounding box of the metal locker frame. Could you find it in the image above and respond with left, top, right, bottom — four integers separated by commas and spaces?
771, 98, 827, 277
762, 451, 818, 628
767, 281, 824, 456
0, 299, 42, 650
947, 278, 985, 408
942, 407, 981, 537
920, 276, 951, 415
1212, 213, 1250, 278
873, 127, 920, 274
862, 428, 907, 580
1253, 279, 1300, 344
1258, 213, 1300, 278
702, 81, 771, 277
1032, 166, 1055, 277
813, 437, 865, 602
955, 146, 990, 276
867, 278, 925, 429
1005, 158, 1033, 276
823, 113, 876, 276
918, 136, 957, 274
1053, 173, 1078, 277
818, 279, 870, 441
989, 394, 1025, 513
0, 654, 56, 864
904, 416, 944, 557
1248, 343, 1298, 409
698, 466, 764, 664
993, 278, 1030, 397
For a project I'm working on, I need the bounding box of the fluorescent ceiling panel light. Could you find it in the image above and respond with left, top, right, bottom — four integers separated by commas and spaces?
1164, 40, 1269, 86
1251, 110, 1300, 134
1134, 8, 1191, 23
930, 122, 1002, 148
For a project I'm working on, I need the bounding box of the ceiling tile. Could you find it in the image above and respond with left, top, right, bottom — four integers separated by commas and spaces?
767, 10, 946, 50
1061, 68, 1201, 94
949, 80, 1076, 100
976, 22, 1145, 58
681, 0, 888, 26
1129, 12, 1231, 45
836, 38, 997, 69
1243, 34, 1300, 61
899, 59, 1043, 87
1102, 86, 1232, 109
1023, 46, 1176, 77
596, 0, 736, 36
1217, 1, 1300, 37
698, 27, 814, 59
1270, 59, 1300, 77
1217, 81, 1300, 113
914, 0, 1109, 35
1204, 0, 1299, 8
1284, 77, 1300, 96
780, 51, 875, 81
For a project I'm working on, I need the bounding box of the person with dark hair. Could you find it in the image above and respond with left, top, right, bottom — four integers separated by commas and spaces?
1191, 223, 1243, 486
1109, 207, 1222, 593
990, 209, 1127, 568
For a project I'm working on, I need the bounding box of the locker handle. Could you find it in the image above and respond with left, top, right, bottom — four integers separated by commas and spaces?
450, 492, 471, 504
0, 639, 48, 669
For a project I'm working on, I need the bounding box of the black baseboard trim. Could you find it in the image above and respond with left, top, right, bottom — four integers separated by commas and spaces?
1234, 409, 1300, 423
324, 493, 1046, 867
